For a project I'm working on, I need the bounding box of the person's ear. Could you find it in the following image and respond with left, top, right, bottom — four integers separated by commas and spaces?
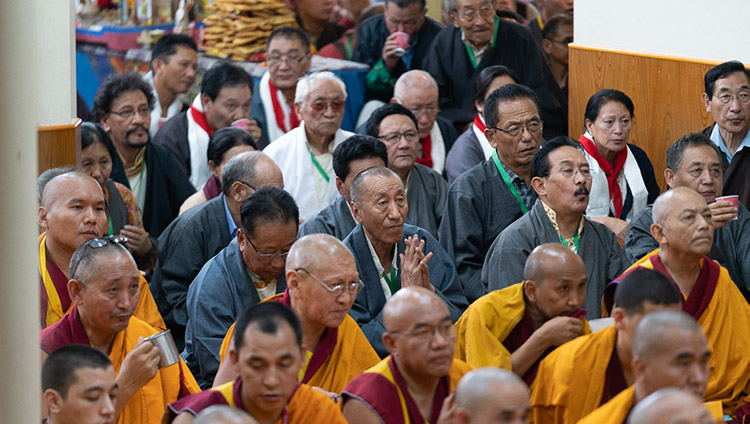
294, 102, 303, 117
229, 346, 239, 365
38, 206, 49, 232
237, 230, 247, 254
68, 280, 85, 304
612, 306, 626, 330
230, 181, 248, 203
584, 118, 594, 134
701, 92, 711, 113
542, 38, 553, 55
152, 57, 165, 75
351, 201, 363, 223
485, 128, 498, 149
448, 11, 460, 28
335, 177, 346, 197
99, 115, 112, 133
650, 223, 666, 244
664, 168, 675, 189
531, 176, 546, 197
631, 355, 646, 379
287, 269, 301, 294
201, 92, 213, 110
382, 332, 396, 354
43, 389, 63, 414
524, 280, 538, 303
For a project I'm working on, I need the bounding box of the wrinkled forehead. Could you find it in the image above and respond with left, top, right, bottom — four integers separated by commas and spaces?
714, 71, 750, 91
45, 176, 104, 207
306, 79, 345, 100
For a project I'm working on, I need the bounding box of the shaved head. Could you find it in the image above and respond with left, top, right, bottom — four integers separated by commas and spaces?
194, 405, 258, 424
523, 243, 587, 320
523, 243, 584, 283
455, 367, 530, 424
350, 166, 402, 204
394, 70, 438, 99
286, 233, 354, 274
652, 187, 706, 226
627, 388, 714, 424
383, 287, 447, 332
632, 310, 705, 360
41, 171, 103, 208
651, 187, 713, 258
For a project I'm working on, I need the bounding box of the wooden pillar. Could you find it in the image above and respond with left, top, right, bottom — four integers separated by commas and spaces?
38, 119, 82, 174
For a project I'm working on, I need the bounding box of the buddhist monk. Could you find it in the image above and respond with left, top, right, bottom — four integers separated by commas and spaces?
192, 405, 257, 424
342, 287, 472, 424
579, 310, 713, 423
164, 302, 347, 423
627, 388, 716, 424
42, 345, 118, 424
531, 268, 683, 423
38, 172, 164, 330
454, 243, 589, 384
40, 238, 200, 424
214, 234, 380, 394
452, 367, 531, 424
621, 187, 750, 417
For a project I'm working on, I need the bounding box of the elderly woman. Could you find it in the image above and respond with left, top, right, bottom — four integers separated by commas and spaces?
179, 127, 257, 215
444, 65, 519, 183
578, 89, 660, 236
79, 122, 156, 272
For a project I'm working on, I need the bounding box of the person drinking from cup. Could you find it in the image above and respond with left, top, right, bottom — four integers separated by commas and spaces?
40, 237, 201, 424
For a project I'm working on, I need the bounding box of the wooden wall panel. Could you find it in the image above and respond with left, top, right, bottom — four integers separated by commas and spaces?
568, 45, 721, 191
37, 118, 81, 175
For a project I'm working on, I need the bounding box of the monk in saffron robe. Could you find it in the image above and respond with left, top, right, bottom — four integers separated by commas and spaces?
451, 367, 531, 423
342, 287, 472, 424
164, 302, 347, 423
38, 172, 164, 330
455, 243, 590, 384
616, 187, 750, 417
213, 234, 380, 394
627, 388, 719, 424
579, 310, 714, 423
40, 238, 199, 424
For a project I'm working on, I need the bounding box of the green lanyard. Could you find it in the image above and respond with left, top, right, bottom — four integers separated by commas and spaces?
345, 33, 354, 60
382, 266, 398, 295
492, 151, 528, 214
308, 146, 330, 183
463, 16, 500, 69
559, 231, 580, 252
108, 218, 114, 236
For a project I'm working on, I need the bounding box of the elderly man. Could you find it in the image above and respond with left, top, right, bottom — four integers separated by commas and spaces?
251, 27, 312, 147
366, 103, 448, 237
299, 134, 388, 239
541, 14, 573, 89
531, 268, 683, 423
439, 84, 541, 303
391, 70, 457, 175
165, 302, 347, 423
627, 389, 717, 424
701, 60, 750, 205
526, 0, 574, 45
343, 166, 467, 356
483, 136, 630, 317
423, 0, 564, 136
183, 187, 297, 388
154, 62, 260, 189
625, 133, 750, 300
453, 367, 531, 424
263, 72, 354, 219
144, 34, 198, 136
579, 310, 713, 423
151, 152, 284, 350
342, 287, 472, 423
40, 239, 201, 424
352, 0, 444, 101
93, 72, 195, 237
42, 345, 118, 424
38, 172, 163, 330
621, 187, 750, 416
213, 234, 380, 393
455, 243, 589, 383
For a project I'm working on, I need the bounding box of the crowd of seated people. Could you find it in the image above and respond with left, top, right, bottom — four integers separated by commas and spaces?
44, 4, 750, 419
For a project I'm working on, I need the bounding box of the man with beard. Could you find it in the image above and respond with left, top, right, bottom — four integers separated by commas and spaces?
483, 137, 629, 318
93, 72, 195, 237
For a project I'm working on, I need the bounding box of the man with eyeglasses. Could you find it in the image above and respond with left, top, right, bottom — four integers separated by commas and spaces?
352, 0, 443, 102
93, 72, 195, 238
212, 234, 380, 395
391, 70, 458, 175
423, 0, 565, 137
342, 287, 472, 423
343, 166, 467, 357
365, 103, 448, 237
251, 27, 312, 147
150, 152, 284, 351
182, 186, 297, 388
264, 72, 354, 220
700, 60, 750, 206
40, 238, 201, 424
455, 243, 590, 384
483, 136, 629, 318
154, 62, 260, 190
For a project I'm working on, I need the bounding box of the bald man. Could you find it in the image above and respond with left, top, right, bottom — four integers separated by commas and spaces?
37, 172, 164, 330
619, 187, 750, 416
453, 367, 531, 424
342, 287, 472, 424
531, 268, 683, 424
454, 243, 590, 384
627, 389, 716, 424
213, 234, 380, 394
193, 405, 257, 424
579, 310, 712, 423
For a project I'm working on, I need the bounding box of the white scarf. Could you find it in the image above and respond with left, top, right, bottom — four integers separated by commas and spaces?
472, 114, 494, 160
259, 71, 295, 143
186, 95, 212, 189
143, 71, 185, 137
428, 122, 446, 175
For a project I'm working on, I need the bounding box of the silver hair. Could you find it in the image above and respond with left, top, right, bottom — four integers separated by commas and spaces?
294, 71, 348, 104
393, 70, 438, 100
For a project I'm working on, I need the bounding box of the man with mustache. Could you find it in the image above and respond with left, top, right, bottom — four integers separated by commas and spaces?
454, 243, 590, 384
483, 136, 630, 318
94, 72, 195, 237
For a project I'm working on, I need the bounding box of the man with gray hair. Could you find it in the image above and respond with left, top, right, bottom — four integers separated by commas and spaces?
452, 367, 531, 424
193, 405, 257, 424
391, 70, 457, 175
264, 71, 355, 219
627, 389, 716, 424
151, 151, 284, 350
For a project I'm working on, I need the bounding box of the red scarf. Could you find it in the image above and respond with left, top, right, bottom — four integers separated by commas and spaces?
473, 113, 486, 132
269, 78, 300, 133
190, 105, 215, 137
416, 134, 433, 168
578, 133, 627, 217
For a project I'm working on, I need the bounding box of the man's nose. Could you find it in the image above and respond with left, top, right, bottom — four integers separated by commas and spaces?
101, 394, 116, 418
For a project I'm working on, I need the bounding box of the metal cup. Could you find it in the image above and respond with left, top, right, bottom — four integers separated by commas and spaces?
144, 329, 180, 368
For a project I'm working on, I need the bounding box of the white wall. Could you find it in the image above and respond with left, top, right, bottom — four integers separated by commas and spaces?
575, 0, 750, 64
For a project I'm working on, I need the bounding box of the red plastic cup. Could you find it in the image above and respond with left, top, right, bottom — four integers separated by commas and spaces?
231, 118, 251, 133
715, 195, 739, 220
392, 32, 410, 57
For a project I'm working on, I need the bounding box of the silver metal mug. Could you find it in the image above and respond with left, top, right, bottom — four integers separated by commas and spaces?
144, 329, 180, 368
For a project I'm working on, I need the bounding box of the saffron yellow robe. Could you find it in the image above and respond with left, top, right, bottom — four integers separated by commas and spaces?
578, 386, 635, 424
